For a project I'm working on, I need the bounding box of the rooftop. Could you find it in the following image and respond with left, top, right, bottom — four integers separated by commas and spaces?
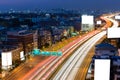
95, 43, 117, 50
7, 28, 33, 36
0, 44, 18, 52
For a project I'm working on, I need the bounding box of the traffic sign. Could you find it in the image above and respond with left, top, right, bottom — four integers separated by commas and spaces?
32, 49, 40, 55
57, 52, 62, 56
32, 49, 62, 56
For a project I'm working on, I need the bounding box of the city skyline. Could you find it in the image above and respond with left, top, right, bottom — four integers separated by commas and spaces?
0, 0, 120, 11
0, 0, 120, 80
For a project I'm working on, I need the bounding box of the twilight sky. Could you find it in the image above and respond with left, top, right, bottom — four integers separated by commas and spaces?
0, 0, 120, 11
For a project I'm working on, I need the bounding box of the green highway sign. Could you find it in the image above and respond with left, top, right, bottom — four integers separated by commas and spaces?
32, 49, 40, 55
51, 52, 57, 56
57, 52, 62, 56
71, 32, 77, 36
32, 49, 62, 56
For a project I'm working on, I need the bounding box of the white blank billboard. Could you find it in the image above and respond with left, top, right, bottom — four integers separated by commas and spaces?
115, 15, 120, 19
94, 59, 110, 80
82, 15, 94, 24
2, 52, 12, 69
20, 51, 25, 61
107, 28, 120, 38
96, 21, 102, 25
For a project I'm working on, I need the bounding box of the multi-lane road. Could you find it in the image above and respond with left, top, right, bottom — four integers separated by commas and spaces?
28, 15, 116, 80
52, 15, 119, 80
3, 29, 100, 80
3, 14, 119, 80
53, 30, 106, 80
22, 31, 100, 80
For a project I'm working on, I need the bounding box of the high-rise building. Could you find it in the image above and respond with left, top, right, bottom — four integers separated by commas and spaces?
81, 15, 94, 31
0, 44, 23, 70
90, 43, 120, 80
7, 29, 34, 57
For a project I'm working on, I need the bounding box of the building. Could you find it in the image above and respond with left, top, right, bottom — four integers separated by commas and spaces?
0, 26, 7, 42
90, 43, 119, 80
95, 43, 118, 56
38, 29, 52, 48
51, 27, 64, 43
7, 28, 34, 57
33, 30, 38, 49
0, 44, 23, 70
81, 15, 94, 31
74, 21, 81, 32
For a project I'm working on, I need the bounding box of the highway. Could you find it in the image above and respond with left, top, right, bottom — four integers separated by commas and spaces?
53, 31, 106, 80
100, 14, 119, 28
31, 15, 114, 80
3, 14, 118, 80
23, 31, 100, 80
106, 18, 119, 28
2, 56, 50, 80
52, 15, 119, 80
74, 15, 119, 80
3, 29, 100, 80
